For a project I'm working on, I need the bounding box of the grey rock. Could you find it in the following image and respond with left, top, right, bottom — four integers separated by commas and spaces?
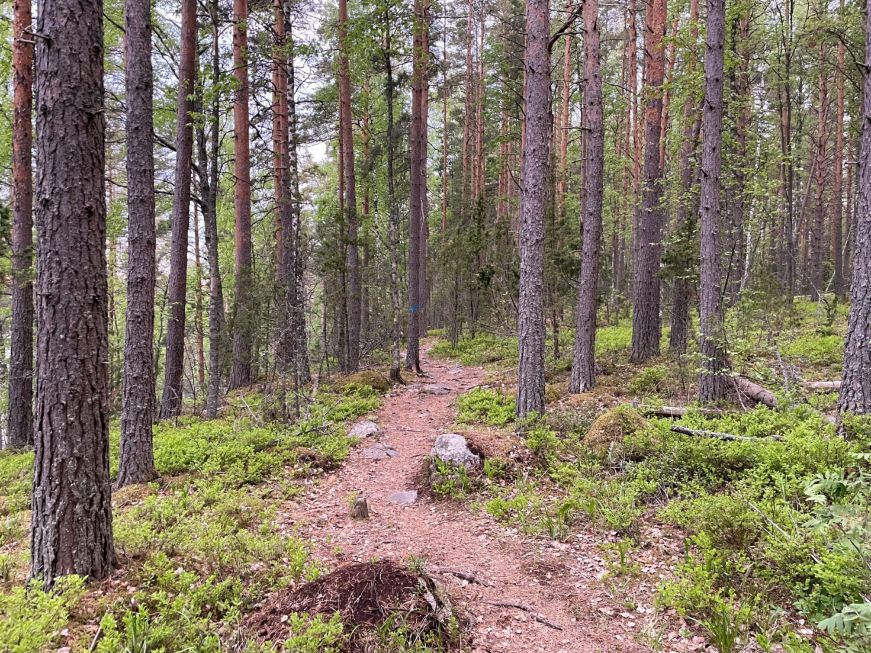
348, 420, 380, 438
387, 490, 418, 505
431, 433, 480, 470
363, 443, 399, 460
421, 384, 451, 395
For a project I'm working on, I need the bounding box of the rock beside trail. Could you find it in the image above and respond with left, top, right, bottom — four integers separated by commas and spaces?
431, 434, 480, 470
349, 420, 381, 438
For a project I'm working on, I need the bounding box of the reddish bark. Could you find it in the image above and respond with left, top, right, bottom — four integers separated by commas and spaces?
630, 0, 667, 362
7, 0, 34, 449
159, 0, 197, 417
569, 0, 604, 393
230, 0, 254, 389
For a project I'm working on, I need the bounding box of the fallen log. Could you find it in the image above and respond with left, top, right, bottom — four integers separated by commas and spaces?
634, 403, 723, 418
734, 375, 778, 408
803, 381, 841, 392
671, 425, 783, 442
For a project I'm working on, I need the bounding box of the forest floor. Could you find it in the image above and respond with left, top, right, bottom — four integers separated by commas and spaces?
271, 344, 658, 653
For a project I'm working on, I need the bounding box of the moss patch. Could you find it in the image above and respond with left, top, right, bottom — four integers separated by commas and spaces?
582, 405, 647, 454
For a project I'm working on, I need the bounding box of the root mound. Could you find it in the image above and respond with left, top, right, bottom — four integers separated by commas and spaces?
243, 560, 458, 649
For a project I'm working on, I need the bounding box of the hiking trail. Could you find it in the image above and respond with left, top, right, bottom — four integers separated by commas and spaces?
276, 345, 655, 653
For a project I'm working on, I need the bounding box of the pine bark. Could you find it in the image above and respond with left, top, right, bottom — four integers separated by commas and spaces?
832, 2, 846, 297
669, 0, 700, 354
274, 0, 293, 373
202, 0, 226, 419
569, 0, 604, 393
630, 0, 667, 362
31, 0, 114, 581
407, 0, 429, 373
230, 0, 254, 388
117, 0, 157, 486
516, 0, 550, 417
338, 0, 361, 372
383, 7, 404, 383
159, 0, 196, 418
698, 0, 728, 402
7, 0, 34, 449
838, 1, 871, 417
287, 14, 310, 386
809, 43, 828, 301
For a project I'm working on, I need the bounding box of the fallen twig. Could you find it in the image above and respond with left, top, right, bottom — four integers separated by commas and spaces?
433, 567, 492, 586
486, 600, 562, 630
670, 425, 783, 442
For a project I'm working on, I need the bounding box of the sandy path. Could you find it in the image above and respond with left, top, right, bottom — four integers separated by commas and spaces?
279, 347, 652, 653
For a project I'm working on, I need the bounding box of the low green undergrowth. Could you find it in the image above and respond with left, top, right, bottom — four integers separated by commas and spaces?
0, 379, 384, 652
456, 387, 515, 426
457, 389, 869, 650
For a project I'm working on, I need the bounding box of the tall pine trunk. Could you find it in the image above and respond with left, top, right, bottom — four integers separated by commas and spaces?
6, 0, 34, 449
202, 0, 226, 418
230, 0, 254, 388
669, 0, 700, 354
516, 0, 550, 418
159, 0, 196, 418
286, 12, 310, 386
338, 0, 361, 372
118, 0, 157, 486
407, 0, 429, 373
383, 6, 404, 384
630, 0, 667, 363
569, 0, 604, 393
698, 0, 728, 402
832, 0, 846, 297
31, 0, 114, 581
273, 0, 293, 373
838, 1, 871, 418
809, 43, 828, 301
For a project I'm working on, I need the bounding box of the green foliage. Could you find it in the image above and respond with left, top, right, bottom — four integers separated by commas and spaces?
782, 334, 844, 369
628, 364, 671, 396
430, 459, 475, 498
0, 576, 85, 653
280, 613, 346, 652
595, 323, 633, 360
0, 449, 33, 516
0, 386, 365, 650
456, 388, 516, 426
429, 333, 517, 366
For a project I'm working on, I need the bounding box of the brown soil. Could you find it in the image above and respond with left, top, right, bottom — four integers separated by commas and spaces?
266, 344, 654, 652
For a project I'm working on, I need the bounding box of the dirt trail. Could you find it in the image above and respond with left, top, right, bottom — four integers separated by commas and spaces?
279, 347, 652, 653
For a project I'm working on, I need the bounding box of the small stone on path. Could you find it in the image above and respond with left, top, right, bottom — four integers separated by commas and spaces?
386, 490, 418, 505
349, 420, 381, 438
420, 384, 451, 395
363, 443, 399, 460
